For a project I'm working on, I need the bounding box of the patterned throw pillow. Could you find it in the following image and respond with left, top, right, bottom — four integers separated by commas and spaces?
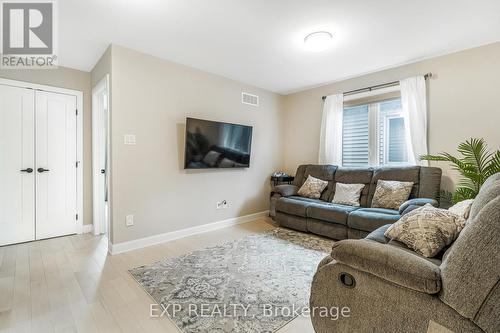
385, 204, 466, 257
448, 199, 474, 220
371, 180, 414, 210
297, 175, 328, 199
331, 183, 365, 207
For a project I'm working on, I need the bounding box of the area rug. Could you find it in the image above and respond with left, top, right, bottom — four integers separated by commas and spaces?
129, 228, 333, 333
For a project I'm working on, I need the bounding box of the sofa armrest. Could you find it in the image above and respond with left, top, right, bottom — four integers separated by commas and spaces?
331, 239, 441, 294
399, 198, 438, 215
272, 184, 299, 197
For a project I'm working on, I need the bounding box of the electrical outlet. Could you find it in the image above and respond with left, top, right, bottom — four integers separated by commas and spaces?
216, 200, 227, 210
126, 215, 134, 226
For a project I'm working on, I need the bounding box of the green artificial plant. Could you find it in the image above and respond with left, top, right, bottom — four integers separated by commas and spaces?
420, 138, 500, 203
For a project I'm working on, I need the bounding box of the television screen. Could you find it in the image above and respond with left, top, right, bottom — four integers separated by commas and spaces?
184, 117, 253, 169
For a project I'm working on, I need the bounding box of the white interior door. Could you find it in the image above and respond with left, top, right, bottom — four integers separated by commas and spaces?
98, 91, 109, 235
0, 85, 35, 246
92, 76, 110, 236
35, 90, 78, 240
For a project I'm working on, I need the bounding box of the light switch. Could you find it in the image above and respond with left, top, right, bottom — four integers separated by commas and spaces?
124, 134, 136, 145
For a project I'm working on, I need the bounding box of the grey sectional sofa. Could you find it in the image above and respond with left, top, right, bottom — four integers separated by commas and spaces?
309, 172, 500, 332
270, 164, 442, 240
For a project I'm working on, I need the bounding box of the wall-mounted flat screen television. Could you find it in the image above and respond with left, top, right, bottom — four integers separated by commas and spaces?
184, 117, 253, 169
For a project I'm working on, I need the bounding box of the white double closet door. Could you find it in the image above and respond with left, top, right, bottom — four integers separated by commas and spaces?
0, 84, 78, 246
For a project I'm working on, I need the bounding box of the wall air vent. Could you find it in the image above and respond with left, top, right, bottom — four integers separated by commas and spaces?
242, 92, 259, 107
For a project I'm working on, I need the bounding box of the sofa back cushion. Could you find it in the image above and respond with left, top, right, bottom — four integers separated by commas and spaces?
468, 172, 500, 221
332, 168, 373, 206
418, 167, 442, 200
297, 175, 329, 199
292, 164, 441, 205
371, 180, 414, 210
438, 173, 500, 330
302, 165, 337, 201
292, 164, 310, 187
368, 166, 420, 207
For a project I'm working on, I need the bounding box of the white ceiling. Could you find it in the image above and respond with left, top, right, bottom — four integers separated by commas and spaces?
59, 0, 500, 94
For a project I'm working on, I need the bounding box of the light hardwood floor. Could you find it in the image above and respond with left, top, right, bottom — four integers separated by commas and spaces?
0, 218, 316, 333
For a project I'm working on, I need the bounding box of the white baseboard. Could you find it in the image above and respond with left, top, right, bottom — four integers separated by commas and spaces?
82, 224, 94, 234
108, 210, 269, 255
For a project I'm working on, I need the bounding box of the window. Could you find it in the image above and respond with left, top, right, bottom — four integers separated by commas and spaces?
342, 105, 369, 166
342, 97, 408, 167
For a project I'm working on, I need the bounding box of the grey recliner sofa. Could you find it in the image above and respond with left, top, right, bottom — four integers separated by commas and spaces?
270, 164, 442, 240
309, 172, 500, 332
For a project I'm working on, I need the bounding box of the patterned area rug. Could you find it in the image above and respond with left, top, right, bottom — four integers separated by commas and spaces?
129, 228, 333, 333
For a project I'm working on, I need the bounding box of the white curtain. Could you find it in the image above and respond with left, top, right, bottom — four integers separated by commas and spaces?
318, 93, 344, 165
400, 76, 429, 166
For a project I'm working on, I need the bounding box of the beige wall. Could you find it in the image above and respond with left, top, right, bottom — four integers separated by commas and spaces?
109, 45, 285, 244
0, 67, 93, 226
283, 42, 500, 191
91, 46, 112, 87
3, 41, 498, 242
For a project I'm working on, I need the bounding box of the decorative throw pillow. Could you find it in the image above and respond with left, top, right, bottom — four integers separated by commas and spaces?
297, 175, 328, 199
371, 180, 414, 210
331, 183, 365, 207
448, 199, 474, 220
384, 204, 466, 257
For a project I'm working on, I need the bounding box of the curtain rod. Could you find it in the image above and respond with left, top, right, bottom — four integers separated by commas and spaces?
321, 73, 433, 101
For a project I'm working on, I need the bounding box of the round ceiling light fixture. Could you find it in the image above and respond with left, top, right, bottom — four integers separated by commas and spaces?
304, 31, 333, 52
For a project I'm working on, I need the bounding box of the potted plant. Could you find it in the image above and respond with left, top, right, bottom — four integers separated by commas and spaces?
420, 138, 500, 203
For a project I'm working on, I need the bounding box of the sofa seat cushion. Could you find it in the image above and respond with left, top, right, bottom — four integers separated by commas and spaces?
287, 195, 321, 203
347, 208, 400, 232
276, 196, 319, 217
307, 203, 360, 225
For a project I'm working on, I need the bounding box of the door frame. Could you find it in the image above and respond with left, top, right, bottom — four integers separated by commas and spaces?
0, 77, 84, 234
91, 75, 110, 236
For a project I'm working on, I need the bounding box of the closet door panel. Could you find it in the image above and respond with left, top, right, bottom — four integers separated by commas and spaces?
0, 85, 35, 246
35, 91, 77, 239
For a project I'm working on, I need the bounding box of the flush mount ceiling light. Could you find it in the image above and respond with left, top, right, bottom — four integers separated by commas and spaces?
304, 31, 333, 52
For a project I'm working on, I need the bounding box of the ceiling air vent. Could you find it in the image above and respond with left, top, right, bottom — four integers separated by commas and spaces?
242, 92, 259, 107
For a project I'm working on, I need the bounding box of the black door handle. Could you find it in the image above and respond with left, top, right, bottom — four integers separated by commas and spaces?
20, 168, 33, 173
37, 168, 50, 173
100, 169, 106, 174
